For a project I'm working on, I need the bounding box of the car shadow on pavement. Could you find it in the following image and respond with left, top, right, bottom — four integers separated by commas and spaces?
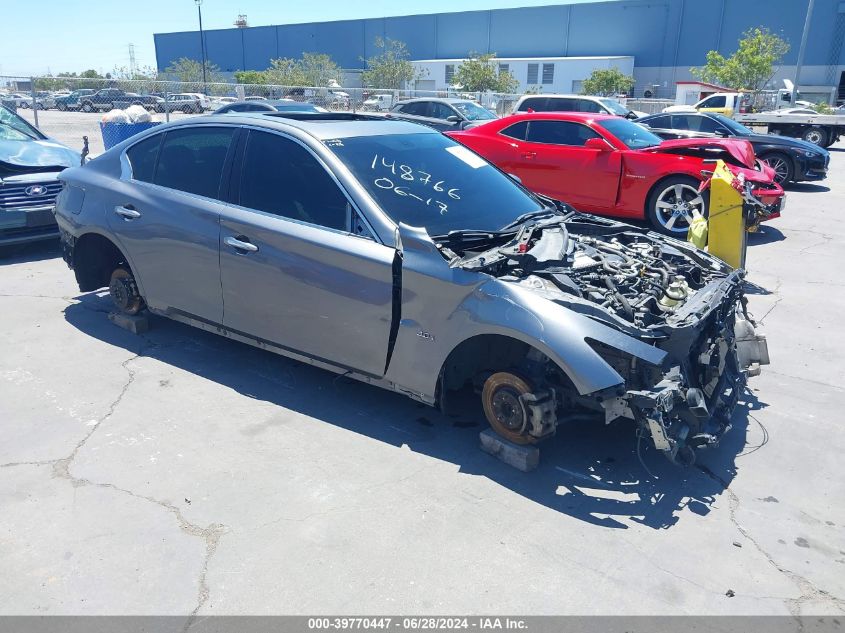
0, 240, 61, 264
784, 182, 830, 193
64, 293, 766, 531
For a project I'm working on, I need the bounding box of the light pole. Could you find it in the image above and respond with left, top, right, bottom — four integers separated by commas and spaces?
792, 0, 815, 107
195, 0, 208, 94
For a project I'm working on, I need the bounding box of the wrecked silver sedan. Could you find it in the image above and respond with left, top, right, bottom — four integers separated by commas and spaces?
54, 112, 768, 464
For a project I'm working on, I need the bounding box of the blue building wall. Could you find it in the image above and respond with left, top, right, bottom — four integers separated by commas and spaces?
154, 0, 844, 75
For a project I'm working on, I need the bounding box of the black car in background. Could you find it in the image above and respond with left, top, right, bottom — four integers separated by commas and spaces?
388, 98, 497, 131
54, 89, 96, 111
638, 112, 829, 185
215, 100, 326, 114
0, 106, 79, 252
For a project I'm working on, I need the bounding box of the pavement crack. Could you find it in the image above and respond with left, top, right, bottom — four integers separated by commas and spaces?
41, 337, 227, 620
695, 464, 845, 617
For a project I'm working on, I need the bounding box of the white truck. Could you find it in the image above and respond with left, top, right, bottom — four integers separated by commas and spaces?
734, 110, 845, 147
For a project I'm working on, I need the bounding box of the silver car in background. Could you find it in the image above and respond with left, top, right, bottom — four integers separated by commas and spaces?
54, 112, 768, 465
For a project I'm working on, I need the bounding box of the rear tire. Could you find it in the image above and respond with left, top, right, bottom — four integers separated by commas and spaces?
646, 176, 708, 237
81, 101, 93, 113
760, 152, 793, 185
802, 127, 828, 147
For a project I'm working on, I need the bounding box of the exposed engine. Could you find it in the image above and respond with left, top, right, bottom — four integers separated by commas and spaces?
450, 216, 728, 330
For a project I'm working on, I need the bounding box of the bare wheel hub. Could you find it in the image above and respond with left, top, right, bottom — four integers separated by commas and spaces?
109, 268, 143, 315
481, 372, 538, 445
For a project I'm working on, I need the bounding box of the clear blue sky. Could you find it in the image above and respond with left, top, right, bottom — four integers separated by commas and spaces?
0, 0, 608, 77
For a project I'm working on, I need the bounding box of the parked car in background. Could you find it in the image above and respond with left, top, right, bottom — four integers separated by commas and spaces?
638, 111, 829, 185
512, 94, 647, 119
4, 94, 32, 109
181, 93, 211, 111
53, 111, 769, 464
0, 105, 79, 252
447, 112, 784, 236
55, 89, 96, 111
244, 96, 268, 102
215, 100, 326, 114
78, 89, 164, 112
163, 93, 204, 114
210, 96, 238, 109
362, 94, 394, 111
388, 98, 497, 131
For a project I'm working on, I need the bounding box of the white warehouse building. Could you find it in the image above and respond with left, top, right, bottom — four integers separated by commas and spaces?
410, 56, 635, 93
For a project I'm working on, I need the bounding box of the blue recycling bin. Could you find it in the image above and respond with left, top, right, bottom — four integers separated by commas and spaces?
100, 121, 161, 150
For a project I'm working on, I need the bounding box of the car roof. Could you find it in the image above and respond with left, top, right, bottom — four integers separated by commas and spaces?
396, 97, 473, 105
505, 111, 619, 123
181, 112, 438, 140
519, 94, 607, 101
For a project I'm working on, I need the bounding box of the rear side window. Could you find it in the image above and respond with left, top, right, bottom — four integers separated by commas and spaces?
526, 120, 600, 146
643, 115, 670, 128
517, 97, 544, 112
126, 134, 162, 183
400, 102, 429, 116
500, 121, 528, 140
239, 131, 349, 231
154, 127, 235, 199
672, 114, 723, 133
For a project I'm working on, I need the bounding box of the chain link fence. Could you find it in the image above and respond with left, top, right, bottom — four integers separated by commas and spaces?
2, 74, 671, 155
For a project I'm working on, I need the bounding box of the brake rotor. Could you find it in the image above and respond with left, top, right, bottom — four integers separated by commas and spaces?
481, 372, 537, 445
109, 267, 143, 316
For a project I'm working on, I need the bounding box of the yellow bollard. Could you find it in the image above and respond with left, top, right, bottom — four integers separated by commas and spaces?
690, 160, 748, 270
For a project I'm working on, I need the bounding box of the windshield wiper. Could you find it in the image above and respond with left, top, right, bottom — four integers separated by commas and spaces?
499, 206, 562, 230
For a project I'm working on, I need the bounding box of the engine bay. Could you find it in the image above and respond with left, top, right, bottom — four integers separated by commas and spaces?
441, 216, 731, 329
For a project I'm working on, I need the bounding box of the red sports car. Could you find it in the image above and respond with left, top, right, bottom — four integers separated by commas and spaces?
446, 112, 784, 236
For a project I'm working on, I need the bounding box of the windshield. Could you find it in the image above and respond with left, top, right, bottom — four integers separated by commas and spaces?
600, 118, 662, 149
0, 105, 42, 141
711, 113, 753, 136
598, 98, 631, 116
328, 132, 543, 235
452, 101, 496, 121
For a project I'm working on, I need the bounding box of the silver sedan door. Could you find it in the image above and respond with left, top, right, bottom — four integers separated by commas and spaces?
108, 126, 237, 322
218, 129, 397, 377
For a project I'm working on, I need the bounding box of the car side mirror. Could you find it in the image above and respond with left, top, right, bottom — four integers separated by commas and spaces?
714, 129, 730, 137
625, 111, 638, 120
446, 115, 461, 123
584, 137, 613, 151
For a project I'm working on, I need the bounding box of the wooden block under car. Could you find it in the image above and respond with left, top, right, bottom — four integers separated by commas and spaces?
108, 311, 150, 334
479, 428, 540, 472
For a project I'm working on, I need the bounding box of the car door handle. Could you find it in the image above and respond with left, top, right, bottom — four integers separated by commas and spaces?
520, 151, 536, 159
224, 236, 258, 253
114, 205, 141, 220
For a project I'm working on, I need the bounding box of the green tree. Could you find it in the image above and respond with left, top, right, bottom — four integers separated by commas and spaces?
581, 68, 635, 96
361, 37, 421, 89
691, 27, 790, 92
163, 57, 225, 84
234, 70, 268, 85
298, 52, 343, 86
80, 69, 103, 79
451, 53, 518, 93
263, 58, 307, 86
